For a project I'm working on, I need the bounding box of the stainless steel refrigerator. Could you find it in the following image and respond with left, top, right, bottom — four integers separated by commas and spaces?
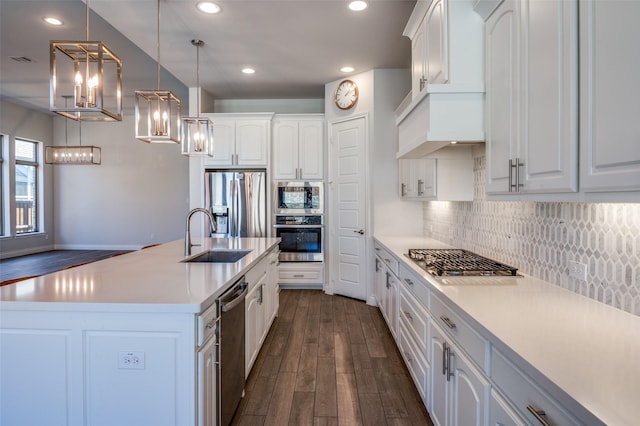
204, 170, 267, 238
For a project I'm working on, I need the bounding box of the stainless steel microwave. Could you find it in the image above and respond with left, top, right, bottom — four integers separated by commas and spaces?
274, 182, 323, 214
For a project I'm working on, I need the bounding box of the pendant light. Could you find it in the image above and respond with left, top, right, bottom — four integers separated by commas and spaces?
181, 39, 213, 157
134, 0, 181, 143
46, 96, 102, 165
49, 0, 123, 121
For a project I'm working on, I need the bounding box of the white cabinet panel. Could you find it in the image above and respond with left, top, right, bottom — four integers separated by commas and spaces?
273, 116, 324, 180
579, 0, 640, 194
205, 118, 269, 167
426, 0, 448, 84
197, 332, 217, 426
207, 119, 235, 166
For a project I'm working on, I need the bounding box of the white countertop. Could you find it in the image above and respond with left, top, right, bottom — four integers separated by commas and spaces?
375, 235, 640, 426
0, 237, 281, 314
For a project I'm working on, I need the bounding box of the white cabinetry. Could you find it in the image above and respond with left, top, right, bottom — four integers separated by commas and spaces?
485, 0, 579, 195
273, 115, 324, 180
410, 0, 448, 97
204, 115, 271, 167
579, 1, 640, 195
374, 243, 399, 340
399, 146, 474, 201
431, 321, 490, 426
278, 262, 324, 288
489, 389, 527, 426
197, 326, 218, 426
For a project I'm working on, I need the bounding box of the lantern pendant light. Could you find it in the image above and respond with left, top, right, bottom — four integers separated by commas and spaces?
49, 0, 123, 121
134, 0, 181, 143
46, 96, 102, 165
181, 39, 213, 157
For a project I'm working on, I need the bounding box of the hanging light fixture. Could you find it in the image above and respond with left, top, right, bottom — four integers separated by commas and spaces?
134, 0, 181, 143
181, 39, 213, 157
49, 0, 122, 121
46, 96, 102, 165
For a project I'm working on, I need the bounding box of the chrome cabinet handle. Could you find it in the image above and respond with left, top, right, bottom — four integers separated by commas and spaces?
442, 342, 448, 376
385, 272, 390, 289
404, 311, 413, 321
526, 405, 550, 426
375, 258, 380, 272
206, 320, 216, 329
446, 345, 455, 382
419, 76, 427, 91
509, 158, 524, 192
440, 315, 456, 329
258, 284, 263, 304
354, 229, 364, 235
508, 159, 514, 192
405, 351, 413, 363
404, 278, 414, 286
401, 183, 407, 196
417, 179, 424, 196
293, 274, 304, 278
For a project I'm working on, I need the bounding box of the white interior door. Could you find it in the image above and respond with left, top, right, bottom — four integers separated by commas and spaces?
329, 116, 367, 301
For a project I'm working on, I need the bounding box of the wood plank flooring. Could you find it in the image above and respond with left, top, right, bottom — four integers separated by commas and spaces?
0, 250, 131, 282
234, 289, 434, 426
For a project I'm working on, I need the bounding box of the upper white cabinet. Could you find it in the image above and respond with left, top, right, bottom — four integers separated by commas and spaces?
204, 114, 272, 167
410, 0, 449, 96
485, 0, 579, 195
579, 0, 640, 195
398, 0, 485, 158
273, 115, 324, 180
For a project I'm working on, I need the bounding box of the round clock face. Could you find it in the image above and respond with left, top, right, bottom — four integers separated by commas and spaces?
334, 79, 358, 110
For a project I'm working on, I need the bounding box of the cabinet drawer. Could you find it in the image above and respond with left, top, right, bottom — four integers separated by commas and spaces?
492, 348, 582, 426
398, 321, 430, 402
278, 265, 324, 284
197, 303, 218, 347
374, 242, 399, 276
430, 293, 487, 370
399, 285, 430, 355
398, 262, 430, 309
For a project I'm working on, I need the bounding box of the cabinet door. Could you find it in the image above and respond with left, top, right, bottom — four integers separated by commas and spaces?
273, 120, 299, 180
399, 159, 418, 198
425, 0, 448, 84
489, 389, 527, 426
415, 158, 437, 199
206, 119, 235, 166
198, 334, 217, 426
449, 343, 490, 426
411, 15, 427, 97
387, 271, 398, 340
580, 0, 640, 193
375, 257, 386, 308
485, 0, 520, 194
430, 322, 449, 426
298, 120, 324, 180
236, 120, 268, 166
521, 0, 578, 193
245, 284, 262, 376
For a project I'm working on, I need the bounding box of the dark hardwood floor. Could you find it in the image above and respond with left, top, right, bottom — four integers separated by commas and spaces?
234, 289, 434, 426
0, 250, 130, 282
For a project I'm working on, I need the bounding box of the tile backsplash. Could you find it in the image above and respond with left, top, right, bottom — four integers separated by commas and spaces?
423, 156, 640, 316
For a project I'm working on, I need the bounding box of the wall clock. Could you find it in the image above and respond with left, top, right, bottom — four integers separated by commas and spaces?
334, 79, 359, 110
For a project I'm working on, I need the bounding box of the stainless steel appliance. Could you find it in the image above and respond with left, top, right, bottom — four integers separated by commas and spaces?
216, 277, 248, 426
274, 181, 323, 214
406, 249, 519, 277
205, 170, 267, 238
273, 215, 323, 262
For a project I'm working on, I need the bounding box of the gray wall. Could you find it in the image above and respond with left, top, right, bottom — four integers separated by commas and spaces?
423, 155, 640, 316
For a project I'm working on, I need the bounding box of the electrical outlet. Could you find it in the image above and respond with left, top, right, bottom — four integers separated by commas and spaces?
568, 261, 588, 281
118, 351, 145, 370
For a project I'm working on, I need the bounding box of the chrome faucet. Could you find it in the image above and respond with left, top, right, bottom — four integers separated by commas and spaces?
185, 208, 217, 256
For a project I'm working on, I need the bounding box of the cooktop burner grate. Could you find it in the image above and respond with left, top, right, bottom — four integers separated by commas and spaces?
407, 248, 519, 277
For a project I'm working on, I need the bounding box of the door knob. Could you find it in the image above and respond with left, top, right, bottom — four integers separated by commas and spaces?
354, 229, 365, 235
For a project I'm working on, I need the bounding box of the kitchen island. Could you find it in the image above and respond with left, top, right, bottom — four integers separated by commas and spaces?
0, 237, 280, 426
374, 235, 640, 426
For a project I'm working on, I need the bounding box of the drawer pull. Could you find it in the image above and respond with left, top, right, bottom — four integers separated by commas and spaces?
404, 278, 414, 286
526, 405, 550, 426
440, 315, 456, 329
404, 311, 413, 321
293, 274, 304, 278
384, 258, 392, 263
206, 320, 216, 330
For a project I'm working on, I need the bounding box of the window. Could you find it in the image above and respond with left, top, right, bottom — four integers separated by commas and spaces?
15, 139, 39, 234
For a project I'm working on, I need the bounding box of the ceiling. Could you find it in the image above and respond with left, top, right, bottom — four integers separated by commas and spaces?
0, 0, 416, 114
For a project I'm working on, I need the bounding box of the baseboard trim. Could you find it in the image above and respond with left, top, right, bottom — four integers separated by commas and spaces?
54, 243, 142, 251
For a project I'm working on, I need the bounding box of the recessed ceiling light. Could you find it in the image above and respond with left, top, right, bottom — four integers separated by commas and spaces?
242, 68, 256, 75
43, 17, 64, 26
196, 2, 221, 14
349, 1, 368, 11
340, 66, 355, 73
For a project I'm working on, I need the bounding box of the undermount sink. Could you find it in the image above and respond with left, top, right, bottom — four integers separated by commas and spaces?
182, 249, 252, 263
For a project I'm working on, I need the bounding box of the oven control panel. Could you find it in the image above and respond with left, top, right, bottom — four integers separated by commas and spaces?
275, 215, 323, 226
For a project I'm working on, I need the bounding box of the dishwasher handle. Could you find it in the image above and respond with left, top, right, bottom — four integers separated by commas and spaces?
220, 282, 248, 313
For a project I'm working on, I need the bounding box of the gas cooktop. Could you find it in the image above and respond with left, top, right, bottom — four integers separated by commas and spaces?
406, 248, 519, 277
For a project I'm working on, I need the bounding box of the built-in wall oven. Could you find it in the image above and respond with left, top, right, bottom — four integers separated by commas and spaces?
273, 215, 323, 262
274, 181, 323, 214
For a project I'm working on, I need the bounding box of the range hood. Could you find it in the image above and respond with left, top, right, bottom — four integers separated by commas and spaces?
396, 0, 485, 159
395, 83, 485, 158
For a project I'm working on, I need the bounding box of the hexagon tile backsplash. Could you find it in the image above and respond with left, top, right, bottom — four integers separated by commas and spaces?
423, 156, 640, 316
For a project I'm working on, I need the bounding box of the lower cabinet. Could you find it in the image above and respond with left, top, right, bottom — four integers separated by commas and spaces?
489, 388, 526, 426
375, 256, 398, 340
278, 262, 324, 287
197, 328, 218, 426
431, 321, 490, 426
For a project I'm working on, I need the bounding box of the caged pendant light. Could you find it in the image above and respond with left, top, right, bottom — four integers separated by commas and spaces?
49, 0, 122, 121
134, 0, 181, 143
46, 96, 102, 165
181, 39, 213, 157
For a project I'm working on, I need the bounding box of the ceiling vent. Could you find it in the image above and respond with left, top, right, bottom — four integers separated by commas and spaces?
9, 56, 34, 63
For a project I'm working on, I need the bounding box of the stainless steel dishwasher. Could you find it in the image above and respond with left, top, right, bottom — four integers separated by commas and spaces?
216, 276, 247, 426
